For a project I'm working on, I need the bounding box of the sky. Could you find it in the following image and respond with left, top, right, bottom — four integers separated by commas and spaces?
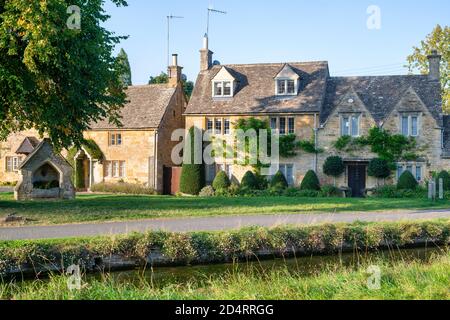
103, 0, 449, 85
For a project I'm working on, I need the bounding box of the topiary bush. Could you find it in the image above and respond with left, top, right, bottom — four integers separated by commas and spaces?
300, 170, 321, 191
437, 170, 450, 191
397, 171, 418, 190
241, 171, 258, 189
323, 156, 345, 185
270, 171, 288, 189
212, 171, 231, 191
368, 158, 391, 180
180, 127, 205, 195
255, 173, 268, 190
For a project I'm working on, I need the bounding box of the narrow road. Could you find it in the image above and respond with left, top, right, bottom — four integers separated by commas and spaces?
0, 209, 449, 240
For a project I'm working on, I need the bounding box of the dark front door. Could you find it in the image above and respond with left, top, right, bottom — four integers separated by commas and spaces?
163, 166, 182, 195
347, 164, 367, 197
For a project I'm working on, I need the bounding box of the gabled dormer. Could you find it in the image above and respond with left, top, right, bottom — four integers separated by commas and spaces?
274, 64, 300, 96
211, 67, 236, 98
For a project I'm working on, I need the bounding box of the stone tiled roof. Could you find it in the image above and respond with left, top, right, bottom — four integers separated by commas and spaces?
15, 137, 40, 155
321, 76, 442, 126
443, 115, 450, 156
90, 85, 177, 130
185, 62, 329, 115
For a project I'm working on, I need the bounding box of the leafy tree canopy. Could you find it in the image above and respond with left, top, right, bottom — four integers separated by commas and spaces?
407, 25, 450, 114
0, 0, 128, 149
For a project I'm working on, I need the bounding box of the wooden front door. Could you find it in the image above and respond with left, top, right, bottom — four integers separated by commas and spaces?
347, 164, 367, 197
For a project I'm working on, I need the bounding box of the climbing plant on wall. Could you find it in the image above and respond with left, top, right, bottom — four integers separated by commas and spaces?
334, 127, 419, 165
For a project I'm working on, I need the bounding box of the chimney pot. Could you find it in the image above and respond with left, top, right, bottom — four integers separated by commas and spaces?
172, 54, 178, 67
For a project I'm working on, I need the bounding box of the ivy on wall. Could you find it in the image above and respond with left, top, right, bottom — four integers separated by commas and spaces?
333, 127, 420, 165
233, 119, 321, 170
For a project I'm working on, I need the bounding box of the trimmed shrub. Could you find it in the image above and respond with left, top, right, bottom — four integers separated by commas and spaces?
300, 170, 321, 191
199, 186, 215, 197
437, 171, 450, 191
368, 158, 391, 179
255, 173, 268, 190
270, 171, 288, 189
323, 156, 345, 183
241, 171, 258, 189
212, 171, 231, 191
397, 171, 418, 190
180, 127, 205, 195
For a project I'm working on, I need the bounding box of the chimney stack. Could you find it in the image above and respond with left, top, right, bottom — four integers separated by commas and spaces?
200, 34, 213, 71
168, 54, 183, 87
427, 50, 441, 81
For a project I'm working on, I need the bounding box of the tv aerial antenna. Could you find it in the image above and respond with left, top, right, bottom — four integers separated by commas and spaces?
167, 14, 184, 67
207, 7, 227, 37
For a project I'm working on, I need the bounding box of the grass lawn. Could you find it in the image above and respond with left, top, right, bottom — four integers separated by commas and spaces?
0, 192, 449, 226
2, 252, 448, 300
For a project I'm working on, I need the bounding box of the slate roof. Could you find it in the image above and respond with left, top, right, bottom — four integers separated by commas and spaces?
185, 62, 330, 115
321, 75, 443, 126
15, 137, 40, 155
90, 85, 177, 130
443, 115, 450, 156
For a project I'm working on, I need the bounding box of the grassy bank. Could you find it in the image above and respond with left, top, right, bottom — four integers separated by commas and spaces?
1, 220, 449, 277
1, 192, 449, 225
1, 252, 448, 300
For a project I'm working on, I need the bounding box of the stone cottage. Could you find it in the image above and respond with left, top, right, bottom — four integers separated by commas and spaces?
185, 36, 450, 196
0, 54, 187, 194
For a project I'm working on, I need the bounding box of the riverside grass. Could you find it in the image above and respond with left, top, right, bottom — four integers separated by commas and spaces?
1, 220, 449, 277
1, 251, 449, 300
1, 192, 450, 226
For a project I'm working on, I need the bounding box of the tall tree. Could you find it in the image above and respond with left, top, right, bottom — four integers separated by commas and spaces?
0, 0, 128, 149
407, 25, 450, 114
148, 72, 195, 100
117, 48, 132, 86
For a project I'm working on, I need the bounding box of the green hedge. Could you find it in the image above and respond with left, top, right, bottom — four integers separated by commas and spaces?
241, 171, 258, 189
270, 171, 288, 189
437, 171, 450, 191
300, 170, 321, 191
213, 171, 231, 191
397, 171, 418, 190
1, 220, 448, 276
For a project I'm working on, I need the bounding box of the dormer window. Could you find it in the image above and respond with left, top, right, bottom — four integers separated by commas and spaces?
213, 81, 232, 97
277, 79, 296, 95
211, 67, 236, 98
274, 64, 300, 96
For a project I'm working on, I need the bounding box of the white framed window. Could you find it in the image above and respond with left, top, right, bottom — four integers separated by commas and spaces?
110, 133, 123, 146
270, 118, 277, 131
401, 115, 419, 137
213, 81, 233, 97
279, 118, 286, 135
288, 118, 295, 134
341, 115, 360, 137
224, 119, 231, 135
5, 156, 22, 172
215, 118, 222, 135
207, 119, 214, 133
276, 79, 297, 96
279, 164, 295, 186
